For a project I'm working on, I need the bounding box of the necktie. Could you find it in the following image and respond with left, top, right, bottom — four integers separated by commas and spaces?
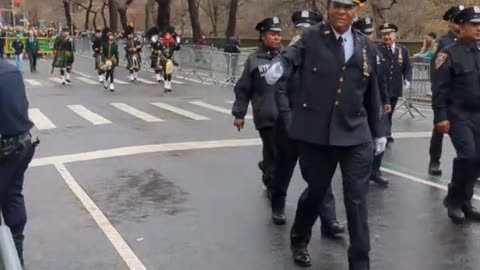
338, 36, 345, 64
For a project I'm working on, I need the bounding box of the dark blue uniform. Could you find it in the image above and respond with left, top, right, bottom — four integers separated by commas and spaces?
0, 60, 35, 266
232, 45, 281, 188
275, 22, 384, 269
428, 31, 458, 173
432, 39, 480, 223
377, 43, 412, 139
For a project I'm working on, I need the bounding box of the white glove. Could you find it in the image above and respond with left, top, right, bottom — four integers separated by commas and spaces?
265, 60, 284, 85
374, 137, 387, 156
404, 80, 411, 89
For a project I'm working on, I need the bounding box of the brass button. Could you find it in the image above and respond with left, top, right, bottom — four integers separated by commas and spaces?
335, 101, 339, 106
337, 89, 342, 94
303, 103, 307, 108
339, 77, 344, 83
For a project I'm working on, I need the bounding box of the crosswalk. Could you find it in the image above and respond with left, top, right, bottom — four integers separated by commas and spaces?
28, 100, 248, 131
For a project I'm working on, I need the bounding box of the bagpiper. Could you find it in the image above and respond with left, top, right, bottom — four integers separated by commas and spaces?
101, 30, 119, 92
148, 26, 164, 82
159, 27, 180, 93
91, 28, 104, 82
52, 27, 75, 85
124, 25, 142, 82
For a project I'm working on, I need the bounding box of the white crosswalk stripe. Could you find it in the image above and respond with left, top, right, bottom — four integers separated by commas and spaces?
72, 70, 92, 78
151, 102, 210, 120
114, 79, 129, 85
227, 100, 252, 109
67, 105, 112, 125
49, 77, 64, 84
111, 103, 163, 122
29, 108, 56, 130
135, 78, 157, 85
189, 101, 253, 119
151, 76, 186, 85
25, 79, 42, 86
76, 77, 100, 85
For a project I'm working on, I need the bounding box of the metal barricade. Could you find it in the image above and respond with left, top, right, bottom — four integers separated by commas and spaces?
0, 213, 23, 270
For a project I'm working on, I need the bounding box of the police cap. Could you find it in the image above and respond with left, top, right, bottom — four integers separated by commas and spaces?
443, 5, 465, 21
291, 10, 323, 28
353, 16, 374, 34
379, 23, 398, 33
330, 0, 367, 7
453, 6, 480, 24
255, 17, 282, 32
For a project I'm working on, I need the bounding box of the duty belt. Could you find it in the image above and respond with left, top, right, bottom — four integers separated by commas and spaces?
0, 132, 38, 162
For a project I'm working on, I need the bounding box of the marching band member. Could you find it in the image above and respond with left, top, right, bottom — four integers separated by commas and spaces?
101, 31, 119, 92
160, 27, 180, 93
124, 26, 142, 82
92, 28, 104, 83
52, 28, 75, 85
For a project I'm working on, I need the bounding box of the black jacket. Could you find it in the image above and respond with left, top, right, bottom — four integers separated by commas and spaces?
232, 45, 281, 130
431, 41, 480, 124
276, 23, 385, 146
12, 40, 24, 55
91, 36, 103, 55
224, 40, 241, 54
377, 43, 412, 98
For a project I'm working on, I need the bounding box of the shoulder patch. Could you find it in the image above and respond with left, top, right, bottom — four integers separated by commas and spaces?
431, 42, 439, 55
289, 35, 302, 47
435, 52, 448, 69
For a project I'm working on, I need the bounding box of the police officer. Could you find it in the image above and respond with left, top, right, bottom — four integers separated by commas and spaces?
266, 0, 386, 267
431, 6, 480, 224
427, 5, 464, 176
270, 10, 345, 239
353, 17, 390, 187
377, 23, 412, 144
232, 17, 283, 191
0, 60, 36, 267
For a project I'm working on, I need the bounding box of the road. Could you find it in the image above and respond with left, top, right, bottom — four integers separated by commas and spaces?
11, 54, 480, 270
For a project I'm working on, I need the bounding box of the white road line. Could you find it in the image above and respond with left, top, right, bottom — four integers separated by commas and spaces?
151, 102, 210, 120
54, 164, 147, 270
151, 76, 185, 85
67, 105, 112, 125
114, 79, 129, 85
189, 101, 253, 119
49, 77, 64, 84
135, 77, 157, 85
28, 108, 56, 130
226, 100, 252, 109
25, 79, 42, 86
72, 70, 92, 78
111, 103, 163, 122
174, 75, 213, 85
76, 76, 100, 85
391, 131, 432, 139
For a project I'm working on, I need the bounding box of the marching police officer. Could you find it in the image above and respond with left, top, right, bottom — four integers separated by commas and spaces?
266, 0, 386, 268
431, 6, 480, 224
427, 5, 464, 176
232, 17, 283, 191
270, 10, 345, 239
377, 22, 412, 144
0, 60, 37, 266
353, 16, 390, 187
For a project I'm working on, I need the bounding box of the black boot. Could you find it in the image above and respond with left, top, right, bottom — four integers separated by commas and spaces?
321, 222, 345, 239
292, 246, 312, 267
428, 161, 442, 176
446, 158, 469, 224
272, 208, 286, 225
463, 203, 480, 221
371, 172, 389, 187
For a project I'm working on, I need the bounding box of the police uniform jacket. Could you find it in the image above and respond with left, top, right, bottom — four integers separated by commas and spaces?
91, 37, 103, 55
431, 41, 480, 124
374, 48, 389, 105
0, 61, 33, 136
277, 23, 384, 146
232, 45, 281, 130
433, 31, 457, 59
377, 43, 412, 98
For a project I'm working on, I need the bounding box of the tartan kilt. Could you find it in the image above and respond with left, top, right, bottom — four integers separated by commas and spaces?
54, 51, 74, 68
94, 54, 102, 70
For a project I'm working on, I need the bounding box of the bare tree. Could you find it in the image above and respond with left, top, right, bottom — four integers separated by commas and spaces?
101, 1, 108, 28
145, 0, 156, 30
108, 0, 119, 31
72, 0, 95, 30
63, 0, 73, 32
200, 0, 228, 36
187, 0, 202, 41
117, 0, 135, 31
156, 0, 171, 32
225, 0, 238, 39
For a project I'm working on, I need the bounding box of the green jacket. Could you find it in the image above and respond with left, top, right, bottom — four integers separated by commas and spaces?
102, 41, 119, 66
25, 37, 39, 53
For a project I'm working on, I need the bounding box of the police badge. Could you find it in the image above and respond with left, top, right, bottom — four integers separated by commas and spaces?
435, 52, 448, 69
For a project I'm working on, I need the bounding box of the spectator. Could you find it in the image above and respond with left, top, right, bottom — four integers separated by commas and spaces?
224, 36, 241, 83
12, 35, 24, 72
0, 28, 6, 59
413, 32, 437, 61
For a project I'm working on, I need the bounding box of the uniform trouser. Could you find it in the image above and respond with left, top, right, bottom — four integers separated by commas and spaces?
95, 54, 104, 75
258, 128, 276, 188
27, 51, 37, 72
0, 139, 35, 264
105, 68, 115, 83
371, 151, 384, 176
15, 54, 23, 72
291, 142, 372, 270
270, 119, 338, 227
446, 107, 480, 206
387, 97, 399, 137
429, 129, 444, 164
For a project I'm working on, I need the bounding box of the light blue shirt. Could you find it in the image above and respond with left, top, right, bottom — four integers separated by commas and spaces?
332, 26, 354, 63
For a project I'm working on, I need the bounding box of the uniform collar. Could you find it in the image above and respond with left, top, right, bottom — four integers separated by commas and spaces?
331, 26, 353, 42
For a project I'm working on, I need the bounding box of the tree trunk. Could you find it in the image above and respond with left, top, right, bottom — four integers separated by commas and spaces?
84, 0, 93, 30
155, 0, 171, 33
225, 0, 238, 39
187, 0, 202, 41
93, 11, 98, 29
63, 0, 73, 33
145, 0, 155, 30
109, 0, 119, 31
101, 3, 108, 27
118, 7, 129, 30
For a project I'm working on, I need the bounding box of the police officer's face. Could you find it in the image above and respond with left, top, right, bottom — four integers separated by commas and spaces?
382, 32, 396, 45
262, 31, 282, 49
328, 3, 358, 33
459, 23, 480, 42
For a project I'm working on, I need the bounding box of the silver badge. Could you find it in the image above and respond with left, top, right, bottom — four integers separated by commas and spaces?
273, 17, 280, 24
366, 17, 371, 24
474, 6, 480, 13
301, 10, 309, 18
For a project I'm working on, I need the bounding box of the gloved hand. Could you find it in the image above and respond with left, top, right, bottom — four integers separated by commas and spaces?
374, 137, 387, 156
404, 80, 411, 89
265, 59, 285, 85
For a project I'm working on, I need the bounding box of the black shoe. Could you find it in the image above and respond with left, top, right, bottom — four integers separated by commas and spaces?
463, 205, 480, 221
371, 173, 389, 187
448, 205, 466, 224
428, 162, 442, 176
321, 222, 345, 239
292, 247, 312, 267
272, 208, 286, 225
387, 137, 394, 144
